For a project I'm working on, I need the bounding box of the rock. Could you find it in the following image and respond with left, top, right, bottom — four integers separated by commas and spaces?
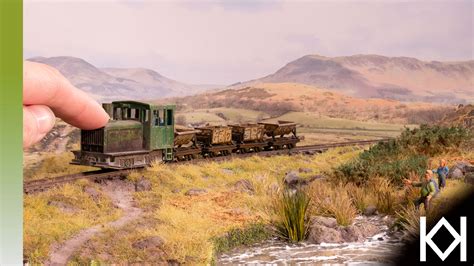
284, 171, 301, 187
308, 224, 343, 244
167, 259, 180, 266
307, 215, 381, 245
341, 225, 364, 242
298, 167, 313, 173
185, 188, 207, 196
465, 173, 474, 185
132, 236, 164, 250
449, 168, 464, 179
135, 177, 152, 192
311, 216, 338, 228
171, 188, 181, 194
83, 186, 101, 202
233, 179, 255, 194
363, 205, 377, 216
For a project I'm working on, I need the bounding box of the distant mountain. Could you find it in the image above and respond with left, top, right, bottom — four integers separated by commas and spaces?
243, 54, 473, 103
27, 56, 218, 102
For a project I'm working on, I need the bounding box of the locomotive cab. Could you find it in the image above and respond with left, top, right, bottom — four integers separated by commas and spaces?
71, 101, 175, 169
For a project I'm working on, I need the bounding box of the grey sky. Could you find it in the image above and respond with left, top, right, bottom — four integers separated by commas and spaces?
24, 0, 473, 85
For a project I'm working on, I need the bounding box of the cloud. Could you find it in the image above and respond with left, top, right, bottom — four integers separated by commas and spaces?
24, 0, 473, 84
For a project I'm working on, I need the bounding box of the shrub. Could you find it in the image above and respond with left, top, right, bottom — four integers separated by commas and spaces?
273, 189, 310, 242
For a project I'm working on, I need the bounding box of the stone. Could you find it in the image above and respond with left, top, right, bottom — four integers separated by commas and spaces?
284, 171, 301, 187
308, 224, 343, 244
233, 179, 255, 195
171, 188, 181, 194
135, 177, 152, 192
83, 186, 101, 203
298, 167, 313, 173
310, 216, 338, 228
185, 188, 207, 196
132, 236, 164, 250
341, 225, 364, 242
465, 173, 474, 185
363, 205, 377, 216
448, 168, 464, 179
47, 200, 78, 213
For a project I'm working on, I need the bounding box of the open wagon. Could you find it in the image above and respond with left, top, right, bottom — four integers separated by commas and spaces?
258, 120, 300, 149
196, 126, 235, 157
173, 126, 201, 160
230, 123, 267, 153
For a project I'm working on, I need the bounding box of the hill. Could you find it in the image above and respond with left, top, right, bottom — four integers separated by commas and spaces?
165, 83, 453, 124
27, 56, 214, 102
242, 54, 473, 103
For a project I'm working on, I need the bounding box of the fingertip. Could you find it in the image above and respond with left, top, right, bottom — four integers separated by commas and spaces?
23, 105, 56, 148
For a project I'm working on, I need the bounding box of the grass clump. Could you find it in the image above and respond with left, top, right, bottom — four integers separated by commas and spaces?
368, 178, 398, 214
307, 182, 357, 226
273, 189, 310, 243
212, 223, 271, 255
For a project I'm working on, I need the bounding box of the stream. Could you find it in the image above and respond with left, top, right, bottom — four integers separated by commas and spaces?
217, 216, 404, 265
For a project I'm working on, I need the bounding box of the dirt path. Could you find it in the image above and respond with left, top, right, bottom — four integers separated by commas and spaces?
46, 180, 141, 266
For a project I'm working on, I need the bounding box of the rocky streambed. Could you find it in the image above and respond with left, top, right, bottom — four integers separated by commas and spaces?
218, 215, 404, 265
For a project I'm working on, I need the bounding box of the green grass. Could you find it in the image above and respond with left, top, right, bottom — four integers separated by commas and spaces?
273, 189, 310, 242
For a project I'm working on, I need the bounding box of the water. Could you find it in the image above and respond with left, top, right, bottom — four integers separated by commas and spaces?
217, 216, 404, 265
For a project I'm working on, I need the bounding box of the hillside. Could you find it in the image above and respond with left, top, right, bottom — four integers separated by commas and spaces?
165, 83, 453, 124
27, 56, 213, 101
242, 54, 473, 103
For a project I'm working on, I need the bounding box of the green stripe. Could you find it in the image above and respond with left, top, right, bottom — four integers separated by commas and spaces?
0, 0, 23, 264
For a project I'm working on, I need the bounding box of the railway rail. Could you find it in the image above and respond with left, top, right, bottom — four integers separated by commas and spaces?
24, 138, 390, 194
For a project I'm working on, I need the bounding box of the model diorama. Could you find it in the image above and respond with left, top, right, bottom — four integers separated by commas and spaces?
72, 101, 300, 169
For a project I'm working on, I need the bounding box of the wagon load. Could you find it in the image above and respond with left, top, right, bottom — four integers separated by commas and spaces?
259, 120, 297, 139
174, 126, 200, 148
196, 126, 233, 145
230, 123, 265, 143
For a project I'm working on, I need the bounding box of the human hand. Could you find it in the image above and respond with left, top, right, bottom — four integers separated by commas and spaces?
23, 61, 110, 148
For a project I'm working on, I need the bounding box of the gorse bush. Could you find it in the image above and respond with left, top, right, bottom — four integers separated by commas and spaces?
335, 126, 471, 185
273, 189, 310, 243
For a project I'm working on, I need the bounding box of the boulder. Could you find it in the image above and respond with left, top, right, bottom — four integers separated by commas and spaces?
233, 179, 255, 195
310, 216, 338, 228
341, 225, 364, 242
308, 224, 343, 244
448, 168, 464, 179
284, 171, 300, 187
135, 178, 152, 192
185, 188, 207, 196
47, 200, 78, 213
363, 205, 377, 216
221, 169, 234, 175
465, 173, 474, 185
132, 236, 164, 250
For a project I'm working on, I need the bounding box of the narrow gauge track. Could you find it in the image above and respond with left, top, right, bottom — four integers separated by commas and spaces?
24, 138, 390, 194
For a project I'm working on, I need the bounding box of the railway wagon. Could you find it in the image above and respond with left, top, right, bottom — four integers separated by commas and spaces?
258, 120, 300, 149
174, 126, 201, 161
71, 101, 176, 169
230, 123, 267, 153
196, 126, 234, 157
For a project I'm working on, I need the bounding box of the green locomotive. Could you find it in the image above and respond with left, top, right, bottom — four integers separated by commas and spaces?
72, 100, 300, 169
71, 101, 175, 169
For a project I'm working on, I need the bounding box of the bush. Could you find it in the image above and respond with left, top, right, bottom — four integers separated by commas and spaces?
335, 126, 471, 185
273, 189, 310, 242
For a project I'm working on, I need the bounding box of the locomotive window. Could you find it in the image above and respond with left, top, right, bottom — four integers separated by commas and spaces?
153, 110, 159, 126
144, 110, 149, 122
158, 110, 165, 126
114, 107, 122, 120
166, 109, 173, 125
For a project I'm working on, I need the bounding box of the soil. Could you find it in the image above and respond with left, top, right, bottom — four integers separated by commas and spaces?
46, 180, 142, 265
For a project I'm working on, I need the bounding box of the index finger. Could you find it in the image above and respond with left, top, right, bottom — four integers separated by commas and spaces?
23, 61, 109, 129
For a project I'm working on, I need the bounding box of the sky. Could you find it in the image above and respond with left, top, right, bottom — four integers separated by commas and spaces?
24, 0, 473, 85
